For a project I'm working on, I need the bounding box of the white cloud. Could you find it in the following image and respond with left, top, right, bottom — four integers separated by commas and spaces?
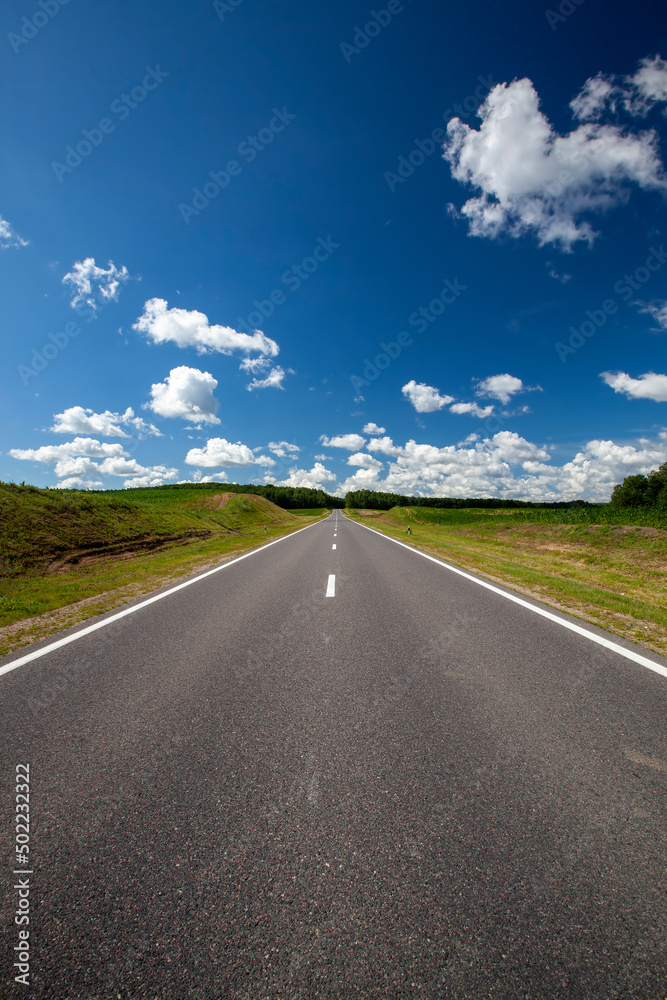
63, 258, 130, 313
402, 381, 455, 413
9, 438, 127, 464
268, 441, 300, 457
247, 365, 287, 390
184, 437, 271, 468
548, 267, 572, 284
50, 406, 160, 438
341, 430, 667, 502
449, 402, 495, 418
133, 298, 279, 358
8, 437, 178, 488
57, 478, 104, 490
601, 370, 667, 402
572, 56, 667, 121
366, 436, 405, 457
52, 455, 105, 479
196, 472, 229, 484
240, 356, 271, 373
0, 216, 28, 249
475, 374, 531, 404
347, 452, 383, 471
363, 422, 386, 435
443, 74, 666, 250
636, 300, 667, 330
569, 74, 618, 121
147, 367, 220, 425
319, 433, 366, 450
121, 469, 180, 488
273, 462, 338, 489
628, 55, 667, 115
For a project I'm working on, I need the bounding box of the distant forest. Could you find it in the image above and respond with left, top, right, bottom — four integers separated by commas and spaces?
343, 489, 593, 511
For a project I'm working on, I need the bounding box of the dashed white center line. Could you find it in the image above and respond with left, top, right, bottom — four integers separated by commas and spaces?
332, 544, 336, 550
326, 574, 336, 597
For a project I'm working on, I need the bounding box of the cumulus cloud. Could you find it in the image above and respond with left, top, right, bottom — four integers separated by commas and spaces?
601, 370, 667, 402
341, 430, 667, 502
9, 438, 126, 465
0, 216, 28, 249
133, 298, 279, 359
273, 462, 338, 490
363, 422, 386, 435
402, 380, 455, 413
449, 401, 495, 418
57, 478, 104, 491
443, 73, 666, 250
63, 258, 131, 313
147, 367, 220, 425
475, 373, 541, 405
8, 437, 178, 488
571, 56, 667, 121
319, 433, 366, 450
195, 472, 229, 484
268, 441, 300, 457
120, 470, 180, 488
570, 74, 618, 122
347, 452, 383, 471
184, 437, 273, 468
636, 299, 667, 330
50, 406, 160, 438
247, 366, 287, 390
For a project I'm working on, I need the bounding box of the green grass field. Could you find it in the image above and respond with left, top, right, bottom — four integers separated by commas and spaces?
345, 505, 667, 654
0, 483, 320, 657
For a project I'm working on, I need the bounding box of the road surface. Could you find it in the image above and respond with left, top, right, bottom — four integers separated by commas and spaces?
1, 511, 665, 998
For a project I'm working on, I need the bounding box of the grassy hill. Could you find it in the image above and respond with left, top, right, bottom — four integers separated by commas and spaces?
0, 483, 299, 577
0, 483, 315, 656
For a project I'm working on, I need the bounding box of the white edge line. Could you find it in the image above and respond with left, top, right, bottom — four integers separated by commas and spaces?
347, 514, 667, 681
0, 517, 327, 679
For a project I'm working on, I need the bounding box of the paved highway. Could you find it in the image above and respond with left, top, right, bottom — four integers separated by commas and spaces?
1, 511, 665, 998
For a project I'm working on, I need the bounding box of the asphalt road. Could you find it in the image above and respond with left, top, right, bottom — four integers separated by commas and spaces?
1, 511, 666, 999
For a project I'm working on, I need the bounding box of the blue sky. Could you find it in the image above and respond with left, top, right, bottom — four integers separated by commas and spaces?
2, 0, 667, 500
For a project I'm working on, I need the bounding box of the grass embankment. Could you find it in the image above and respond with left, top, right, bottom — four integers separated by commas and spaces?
345, 506, 667, 655
0, 483, 319, 658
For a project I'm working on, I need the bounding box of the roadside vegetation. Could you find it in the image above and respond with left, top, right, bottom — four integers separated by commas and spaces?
0, 482, 322, 658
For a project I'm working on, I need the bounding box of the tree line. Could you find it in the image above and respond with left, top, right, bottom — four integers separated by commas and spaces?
610, 462, 667, 509
343, 489, 592, 510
